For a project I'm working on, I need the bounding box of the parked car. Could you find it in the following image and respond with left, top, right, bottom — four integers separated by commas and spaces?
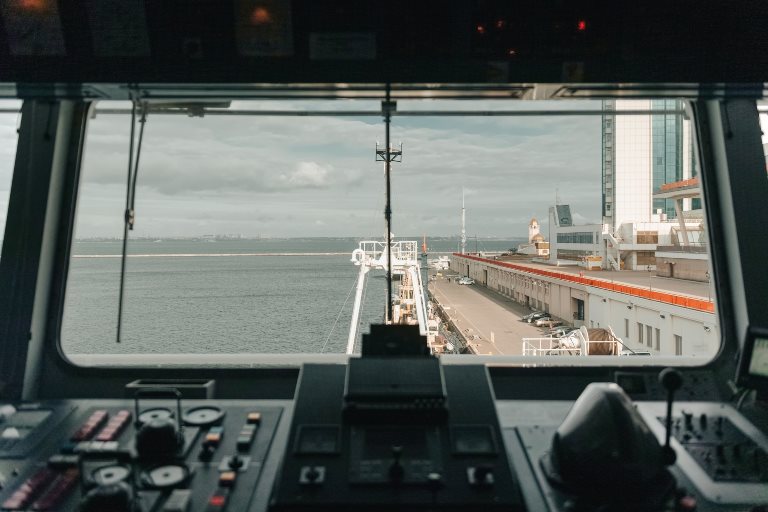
523, 312, 550, 323
457, 276, 475, 285
521, 311, 542, 321
535, 317, 562, 327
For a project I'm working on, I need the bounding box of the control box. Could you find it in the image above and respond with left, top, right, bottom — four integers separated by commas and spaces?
269, 360, 524, 511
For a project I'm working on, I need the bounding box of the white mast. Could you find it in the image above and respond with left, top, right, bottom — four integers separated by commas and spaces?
460, 188, 466, 254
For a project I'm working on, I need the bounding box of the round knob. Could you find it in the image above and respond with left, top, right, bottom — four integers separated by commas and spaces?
659, 368, 683, 392
305, 467, 320, 482
135, 418, 182, 460
80, 482, 133, 512
228, 455, 244, 470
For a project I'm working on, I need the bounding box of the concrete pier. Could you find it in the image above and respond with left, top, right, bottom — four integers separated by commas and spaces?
429, 273, 545, 355
449, 253, 719, 358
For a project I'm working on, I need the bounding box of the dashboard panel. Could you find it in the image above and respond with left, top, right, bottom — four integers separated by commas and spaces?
0, 362, 766, 511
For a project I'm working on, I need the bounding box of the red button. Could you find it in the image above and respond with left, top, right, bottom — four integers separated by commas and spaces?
678, 495, 697, 511
209, 495, 226, 506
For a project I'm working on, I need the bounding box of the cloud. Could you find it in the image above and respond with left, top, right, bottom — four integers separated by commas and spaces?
280, 162, 330, 188
61, 100, 608, 238
80, 112, 376, 197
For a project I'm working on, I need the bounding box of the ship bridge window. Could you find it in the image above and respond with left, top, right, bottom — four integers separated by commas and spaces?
0, 100, 21, 263
556, 232, 594, 244
760, 101, 768, 181
60, 97, 721, 365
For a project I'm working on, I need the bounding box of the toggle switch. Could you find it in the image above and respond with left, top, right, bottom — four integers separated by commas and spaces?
467, 465, 495, 487
218, 471, 237, 488
299, 466, 325, 485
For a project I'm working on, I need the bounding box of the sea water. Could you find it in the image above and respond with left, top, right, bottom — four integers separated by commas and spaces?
61, 238, 521, 355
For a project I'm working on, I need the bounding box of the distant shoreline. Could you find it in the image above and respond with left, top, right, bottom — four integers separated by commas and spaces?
72, 237, 525, 242
72, 251, 459, 258
72, 253, 350, 258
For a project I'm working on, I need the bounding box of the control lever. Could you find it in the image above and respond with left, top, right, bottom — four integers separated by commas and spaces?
78, 451, 138, 512
134, 388, 184, 460
80, 482, 135, 512
388, 445, 404, 481
427, 472, 442, 506
659, 368, 682, 465
198, 441, 216, 462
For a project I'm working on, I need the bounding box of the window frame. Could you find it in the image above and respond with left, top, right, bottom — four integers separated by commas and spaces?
674, 334, 683, 356
34, 96, 738, 373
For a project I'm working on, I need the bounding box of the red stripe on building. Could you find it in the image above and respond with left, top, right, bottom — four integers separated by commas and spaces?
454, 254, 715, 313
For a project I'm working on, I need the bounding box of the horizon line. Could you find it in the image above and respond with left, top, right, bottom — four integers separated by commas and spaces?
70, 235, 529, 241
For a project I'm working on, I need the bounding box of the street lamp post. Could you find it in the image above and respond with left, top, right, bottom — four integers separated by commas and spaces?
705, 271, 711, 302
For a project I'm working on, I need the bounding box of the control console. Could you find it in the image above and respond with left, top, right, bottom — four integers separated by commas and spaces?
0, 399, 282, 511
0, 369, 767, 511
269, 357, 524, 511
636, 401, 768, 506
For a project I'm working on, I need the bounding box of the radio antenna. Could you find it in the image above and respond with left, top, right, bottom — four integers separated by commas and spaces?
375, 85, 402, 323
116, 100, 148, 343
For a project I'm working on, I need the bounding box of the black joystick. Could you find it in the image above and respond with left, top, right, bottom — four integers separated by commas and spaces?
133, 388, 184, 461
659, 368, 683, 465
228, 454, 244, 470
80, 482, 134, 512
136, 417, 183, 460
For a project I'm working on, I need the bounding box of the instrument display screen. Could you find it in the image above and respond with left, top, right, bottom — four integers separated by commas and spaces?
748, 338, 768, 378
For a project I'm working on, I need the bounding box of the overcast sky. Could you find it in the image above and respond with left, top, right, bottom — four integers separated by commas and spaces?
4, 100, 763, 240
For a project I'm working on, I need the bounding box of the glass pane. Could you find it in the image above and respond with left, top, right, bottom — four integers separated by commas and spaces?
399, 99, 717, 359
63, 100, 384, 356
760, 100, 768, 179
62, 98, 721, 363
0, 100, 21, 257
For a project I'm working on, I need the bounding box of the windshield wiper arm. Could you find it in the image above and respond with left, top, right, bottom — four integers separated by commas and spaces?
116, 100, 148, 344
